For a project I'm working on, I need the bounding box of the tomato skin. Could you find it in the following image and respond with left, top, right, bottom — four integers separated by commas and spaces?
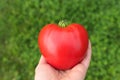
38, 23, 88, 70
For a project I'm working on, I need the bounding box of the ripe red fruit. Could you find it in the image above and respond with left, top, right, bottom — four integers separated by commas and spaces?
38, 20, 89, 70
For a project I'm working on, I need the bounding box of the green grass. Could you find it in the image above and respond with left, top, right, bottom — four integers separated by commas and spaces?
0, 0, 120, 80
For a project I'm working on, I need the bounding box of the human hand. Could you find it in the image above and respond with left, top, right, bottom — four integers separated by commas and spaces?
35, 41, 92, 80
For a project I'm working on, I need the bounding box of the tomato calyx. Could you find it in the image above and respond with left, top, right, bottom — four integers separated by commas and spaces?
58, 20, 70, 28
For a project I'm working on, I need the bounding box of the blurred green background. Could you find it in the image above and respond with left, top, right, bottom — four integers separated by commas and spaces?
0, 0, 120, 80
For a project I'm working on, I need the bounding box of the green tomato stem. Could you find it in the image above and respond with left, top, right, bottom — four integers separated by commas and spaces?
58, 20, 70, 28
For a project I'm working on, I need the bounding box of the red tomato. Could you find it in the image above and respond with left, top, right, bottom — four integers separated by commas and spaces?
38, 21, 88, 70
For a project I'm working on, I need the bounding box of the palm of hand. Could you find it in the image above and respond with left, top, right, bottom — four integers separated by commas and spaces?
35, 62, 87, 80
35, 42, 91, 80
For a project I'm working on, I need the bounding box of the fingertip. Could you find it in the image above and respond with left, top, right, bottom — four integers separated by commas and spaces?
39, 55, 46, 64
87, 40, 92, 56
35, 55, 46, 73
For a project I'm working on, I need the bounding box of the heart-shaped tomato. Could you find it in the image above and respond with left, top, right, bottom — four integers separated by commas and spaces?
38, 21, 88, 70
